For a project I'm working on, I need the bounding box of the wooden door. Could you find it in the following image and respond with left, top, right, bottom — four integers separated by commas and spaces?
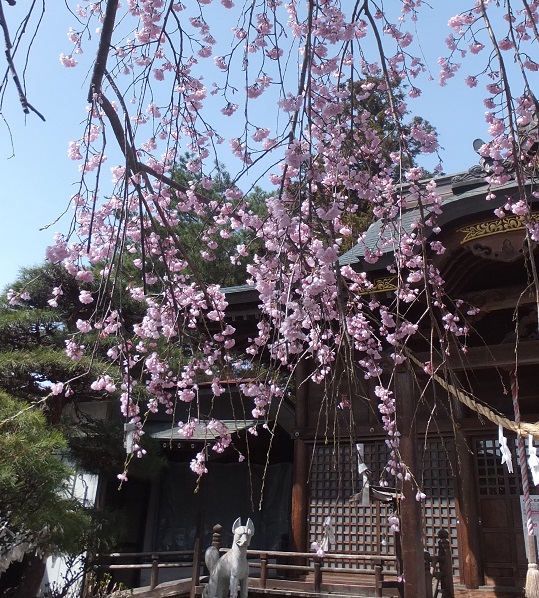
475, 438, 527, 586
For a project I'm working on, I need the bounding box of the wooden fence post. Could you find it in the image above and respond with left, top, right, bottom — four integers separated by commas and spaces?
374, 563, 383, 598
150, 553, 159, 590
314, 556, 322, 593
260, 553, 268, 589
437, 529, 454, 598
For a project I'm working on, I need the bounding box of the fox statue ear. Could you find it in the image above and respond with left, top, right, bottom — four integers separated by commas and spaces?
246, 518, 255, 536
232, 517, 242, 533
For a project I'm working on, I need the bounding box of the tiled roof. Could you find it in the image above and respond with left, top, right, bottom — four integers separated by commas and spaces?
146, 419, 256, 442
339, 178, 520, 268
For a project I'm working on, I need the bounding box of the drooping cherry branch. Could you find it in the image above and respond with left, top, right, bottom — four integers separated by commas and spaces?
2, 0, 536, 491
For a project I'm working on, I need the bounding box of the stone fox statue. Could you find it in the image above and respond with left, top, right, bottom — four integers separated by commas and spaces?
204, 518, 255, 598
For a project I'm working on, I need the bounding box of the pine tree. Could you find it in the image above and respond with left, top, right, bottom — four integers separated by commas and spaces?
0, 263, 159, 595
0, 391, 92, 598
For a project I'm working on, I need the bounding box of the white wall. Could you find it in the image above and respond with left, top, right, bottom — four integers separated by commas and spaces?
39, 471, 99, 597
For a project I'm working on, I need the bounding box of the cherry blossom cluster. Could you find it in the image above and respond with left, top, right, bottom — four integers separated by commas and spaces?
441, 1, 539, 214
375, 385, 406, 483
46, 0, 539, 490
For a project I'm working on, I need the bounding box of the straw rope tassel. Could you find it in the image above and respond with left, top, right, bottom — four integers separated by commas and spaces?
511, 372, 539, 598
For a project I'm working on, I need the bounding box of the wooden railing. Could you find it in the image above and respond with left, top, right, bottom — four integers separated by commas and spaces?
241, 549, 400, 597
94, 548, 399, 595
94, 532, 462, 598
95, 550, 195, 590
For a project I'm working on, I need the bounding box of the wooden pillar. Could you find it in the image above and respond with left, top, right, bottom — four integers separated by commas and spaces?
395, 365, 426, 598
452, 399, 483, 588
142, 478, 160, 552
291, 357, 309, 555
291, 438, 309, 553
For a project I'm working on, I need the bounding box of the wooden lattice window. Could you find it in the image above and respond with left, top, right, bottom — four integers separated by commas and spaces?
309, 439, 459, 577
476, 436, 539, 497
309, 442, 395, 568
418, 439, 459, 577
476, 438, 519, 496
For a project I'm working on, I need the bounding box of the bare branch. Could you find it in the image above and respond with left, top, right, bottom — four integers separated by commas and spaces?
0, 0, 43, 120
87, 0, 118, 102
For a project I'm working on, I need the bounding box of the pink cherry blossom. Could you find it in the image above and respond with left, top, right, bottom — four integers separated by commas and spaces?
79, 290, 94, 304
22, 0, 536, 498
50, 382, 64, 396
59, 53, 78, 67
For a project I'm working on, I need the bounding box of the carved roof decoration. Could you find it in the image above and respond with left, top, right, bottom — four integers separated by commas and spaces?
356, 275, 397, 296
458, 212, 539, 244
450, 165, 489, 194
467, 236, 529, 263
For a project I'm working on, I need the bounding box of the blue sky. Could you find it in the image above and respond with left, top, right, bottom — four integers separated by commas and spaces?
0, 6, 86, 291
0, 2, 499, 291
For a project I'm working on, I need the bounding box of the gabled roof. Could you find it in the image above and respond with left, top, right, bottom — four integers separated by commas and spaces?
339, 177, 522, 270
